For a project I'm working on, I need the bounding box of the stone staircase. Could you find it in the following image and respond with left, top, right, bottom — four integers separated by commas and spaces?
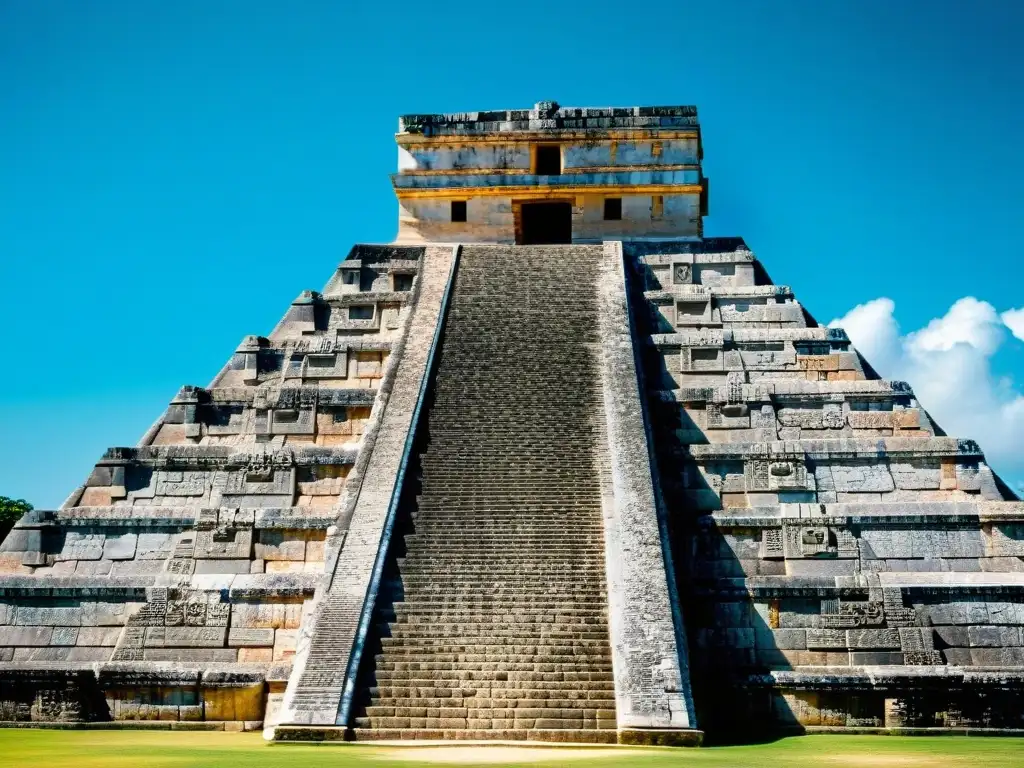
351, 244, 617, 742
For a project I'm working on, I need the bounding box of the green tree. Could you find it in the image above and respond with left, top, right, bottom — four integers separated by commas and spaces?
0, 496, 32, 540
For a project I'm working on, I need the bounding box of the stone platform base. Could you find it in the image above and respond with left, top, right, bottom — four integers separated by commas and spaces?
617, 728, 704, 747
350, 729, 619, 744
0, 720, 263, 731
269, 725, 348, 741
801, 726, 1024, 737
270, 726, 704, 746
272, 726, 618, 743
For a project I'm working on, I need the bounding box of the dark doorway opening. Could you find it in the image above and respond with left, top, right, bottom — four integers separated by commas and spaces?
519, 202, 572, 245
534, 145, 561, 175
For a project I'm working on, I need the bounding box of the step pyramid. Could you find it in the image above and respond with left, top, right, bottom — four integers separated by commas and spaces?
1, 101, 1021, 741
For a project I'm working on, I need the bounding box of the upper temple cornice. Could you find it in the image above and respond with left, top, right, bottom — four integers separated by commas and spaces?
397, 102, 700, 139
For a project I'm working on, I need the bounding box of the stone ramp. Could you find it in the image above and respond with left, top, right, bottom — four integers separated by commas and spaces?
273, 245, 458, 729
351, 244, 618, 742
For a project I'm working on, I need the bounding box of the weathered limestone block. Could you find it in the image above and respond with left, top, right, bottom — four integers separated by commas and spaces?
846, 629, 901, 649
144, 626, 228, 647
75, 560, 112, 576
55, 533, 105, 561
272, 629, 297, 661
806, 629, 846, 649
101, 533, 138, 560
77, 627, 121, 646
51, 627, 79, 646
137, 532, 176, 560
144, 649, 238, 662
202, 684, 264, 721
829, 463, 895, 493
889, 460, 942, 490
255, 531, 307, 561
0, 627, 53, 646
757, 628, 807, 650
987, 524, 1024, 556
14, 605, 83, 626
82, 601, 139, 626
229, 628, 276, 647
264, 561, 306, 574
194, 529, 253, 560
239, 648, 274, 663
775, 691, 820, 726
985, 601, 1024, 624
194, 559, 252, 574
304, 537, 325, 563
968, 626, 1022, 647
971, 647, 1024, 665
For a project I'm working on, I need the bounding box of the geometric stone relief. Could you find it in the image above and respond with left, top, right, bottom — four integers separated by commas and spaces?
821, 601, 885, 629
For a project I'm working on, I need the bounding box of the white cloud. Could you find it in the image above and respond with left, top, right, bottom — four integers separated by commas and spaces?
830, 297, 1024, 492
829, 297, 901, 373
1002, 307, 1024, 343
906, 297, 1004, 356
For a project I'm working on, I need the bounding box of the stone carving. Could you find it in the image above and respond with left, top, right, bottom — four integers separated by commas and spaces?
881, 588, 918, 627
822, 403, 844, 429
806, 629, 846, 649
799, 527, 830, 556
821, 602, 885, 629
761, 529, 784, 559
706, 402, 723, 429
726, 372, 744, 403
904, 651, 944, 665
746, 459, 770, 491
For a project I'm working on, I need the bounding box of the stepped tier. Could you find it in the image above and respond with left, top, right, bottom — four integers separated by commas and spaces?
4, 100, 1022, 740
627, 239, 1024, 735
3, 234, 1022, 738
0, 245, 436, 728
271, 243, 696, 744
2, 236, 1022, 739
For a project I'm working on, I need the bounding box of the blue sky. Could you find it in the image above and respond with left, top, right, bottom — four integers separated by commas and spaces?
1, 1, 1022, 507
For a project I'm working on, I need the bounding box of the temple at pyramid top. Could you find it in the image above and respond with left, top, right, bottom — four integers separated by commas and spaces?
392, 101, 707, 244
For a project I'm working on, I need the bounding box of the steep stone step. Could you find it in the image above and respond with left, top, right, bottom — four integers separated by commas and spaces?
386, 608, 609, 621
375, 624, 610, 639
374, 650, 611, 663
373, 670, 615, 683
350, 728, 618, 743
355, 714, 615, 729
354, 245, 615, 740
365, 702, 616, 715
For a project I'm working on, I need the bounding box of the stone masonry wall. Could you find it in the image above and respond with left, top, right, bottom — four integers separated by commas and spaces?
627, 238, 1024, 737
0, 245, 433, 727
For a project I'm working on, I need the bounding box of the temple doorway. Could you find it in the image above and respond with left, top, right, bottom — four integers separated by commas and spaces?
518, 202, 572, 244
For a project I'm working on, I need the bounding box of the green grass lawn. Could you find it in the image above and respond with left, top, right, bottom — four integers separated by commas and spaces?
1, 730, 1023, 768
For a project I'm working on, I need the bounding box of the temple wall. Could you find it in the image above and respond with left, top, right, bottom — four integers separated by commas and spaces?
395, 193, 701, 244
397, 138, 699, 173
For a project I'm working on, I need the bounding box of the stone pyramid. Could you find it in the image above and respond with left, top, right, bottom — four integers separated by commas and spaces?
1, 102, 1021, 742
